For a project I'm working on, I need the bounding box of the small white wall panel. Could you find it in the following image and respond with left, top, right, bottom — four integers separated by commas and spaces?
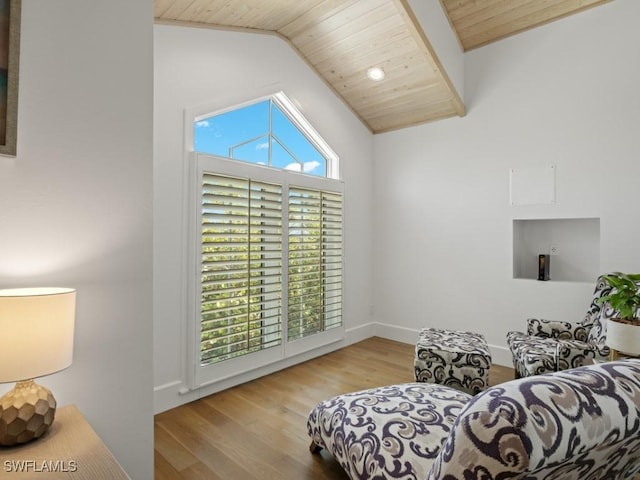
509, 164, 556, 205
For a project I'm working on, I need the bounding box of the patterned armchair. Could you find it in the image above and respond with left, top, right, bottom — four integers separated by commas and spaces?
506, 274, 615, 378
307, 360, 640, 479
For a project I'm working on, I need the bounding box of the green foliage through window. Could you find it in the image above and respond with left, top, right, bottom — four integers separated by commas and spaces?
288, 188, 342, 341
199, 171, 342, 366
200, 174, 283, 364
193, 94, 341, 369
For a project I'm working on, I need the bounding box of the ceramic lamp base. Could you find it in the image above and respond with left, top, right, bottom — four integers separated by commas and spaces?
0, 379, 57, 446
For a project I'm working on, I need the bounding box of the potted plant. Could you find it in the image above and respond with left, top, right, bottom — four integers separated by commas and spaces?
598, 273, 640, 358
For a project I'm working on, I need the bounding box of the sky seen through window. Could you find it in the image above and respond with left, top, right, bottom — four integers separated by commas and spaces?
194, 98, 328, 177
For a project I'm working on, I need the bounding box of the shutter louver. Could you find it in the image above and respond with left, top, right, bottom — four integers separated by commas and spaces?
321, 191, 343, 331
288, 187, 343, 341
200, 173, 283, 365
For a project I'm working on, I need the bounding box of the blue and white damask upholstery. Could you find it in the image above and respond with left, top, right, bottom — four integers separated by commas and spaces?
307, 360, 640, 480
414, 328, 491, 395
506, 274, 614, 378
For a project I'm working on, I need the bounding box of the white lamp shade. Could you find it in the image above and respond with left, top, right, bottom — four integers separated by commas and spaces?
606, 318, 640, 356
0, 288, 76, 383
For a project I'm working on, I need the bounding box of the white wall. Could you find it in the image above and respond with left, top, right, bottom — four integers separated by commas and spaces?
0, 1, 153, 478
154, 25, 374, 413
372, 0, 640, 365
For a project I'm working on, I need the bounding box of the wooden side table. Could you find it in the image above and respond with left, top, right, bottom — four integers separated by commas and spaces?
0, 404, 129, 479
609, 348, 640, 361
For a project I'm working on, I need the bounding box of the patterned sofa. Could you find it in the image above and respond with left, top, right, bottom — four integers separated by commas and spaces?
307, 360, 640, 480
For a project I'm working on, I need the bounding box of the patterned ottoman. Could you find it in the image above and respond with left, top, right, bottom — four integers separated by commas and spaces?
414, 327, 491, 395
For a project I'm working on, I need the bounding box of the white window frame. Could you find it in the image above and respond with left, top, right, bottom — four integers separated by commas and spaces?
187, 160, 345, 389
188, 91, 340, 180
184, 92, 344, 389
188, 154, 344, 389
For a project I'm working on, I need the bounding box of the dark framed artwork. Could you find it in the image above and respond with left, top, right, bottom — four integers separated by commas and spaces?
0, 0, 20, 156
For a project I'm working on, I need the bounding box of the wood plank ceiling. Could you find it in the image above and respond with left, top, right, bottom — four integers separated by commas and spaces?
155, 0, 613, 134
442, 0, 613, 52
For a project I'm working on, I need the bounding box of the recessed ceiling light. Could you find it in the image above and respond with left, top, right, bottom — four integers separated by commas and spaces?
366, 67, 385, 81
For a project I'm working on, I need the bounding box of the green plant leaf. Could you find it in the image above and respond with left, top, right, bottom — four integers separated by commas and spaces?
597, 273, 640, 320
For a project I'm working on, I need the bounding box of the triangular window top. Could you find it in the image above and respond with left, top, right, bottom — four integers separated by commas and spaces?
194, 92, 338, 179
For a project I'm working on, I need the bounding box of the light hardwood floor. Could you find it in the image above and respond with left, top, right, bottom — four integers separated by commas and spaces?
154, 337, 514, 479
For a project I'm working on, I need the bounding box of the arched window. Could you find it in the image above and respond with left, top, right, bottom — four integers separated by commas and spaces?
187, 93, 343, 389
194, 92, 338, 179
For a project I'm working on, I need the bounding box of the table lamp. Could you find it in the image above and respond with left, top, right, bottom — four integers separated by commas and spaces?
0, 287, 76, 446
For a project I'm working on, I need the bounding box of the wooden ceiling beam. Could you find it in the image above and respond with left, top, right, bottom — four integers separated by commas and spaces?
156, 0, 612, 132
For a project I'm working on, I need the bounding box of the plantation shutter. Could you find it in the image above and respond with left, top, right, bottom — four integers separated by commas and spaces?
200, 173, 283, 366
288, 187, 343, 341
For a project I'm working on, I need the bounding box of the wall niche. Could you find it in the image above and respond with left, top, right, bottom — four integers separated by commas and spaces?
513, 218, 600, 282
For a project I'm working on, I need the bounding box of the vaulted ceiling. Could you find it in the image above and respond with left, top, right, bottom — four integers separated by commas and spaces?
155, 0, 612, 133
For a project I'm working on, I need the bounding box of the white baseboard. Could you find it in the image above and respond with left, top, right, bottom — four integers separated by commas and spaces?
154, 322, 512, 414
345, 321, 376, 343
373, 323, 421, 344
489, 344, 513, 367
373, 322, 513, 367
154, 323, 377, 414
